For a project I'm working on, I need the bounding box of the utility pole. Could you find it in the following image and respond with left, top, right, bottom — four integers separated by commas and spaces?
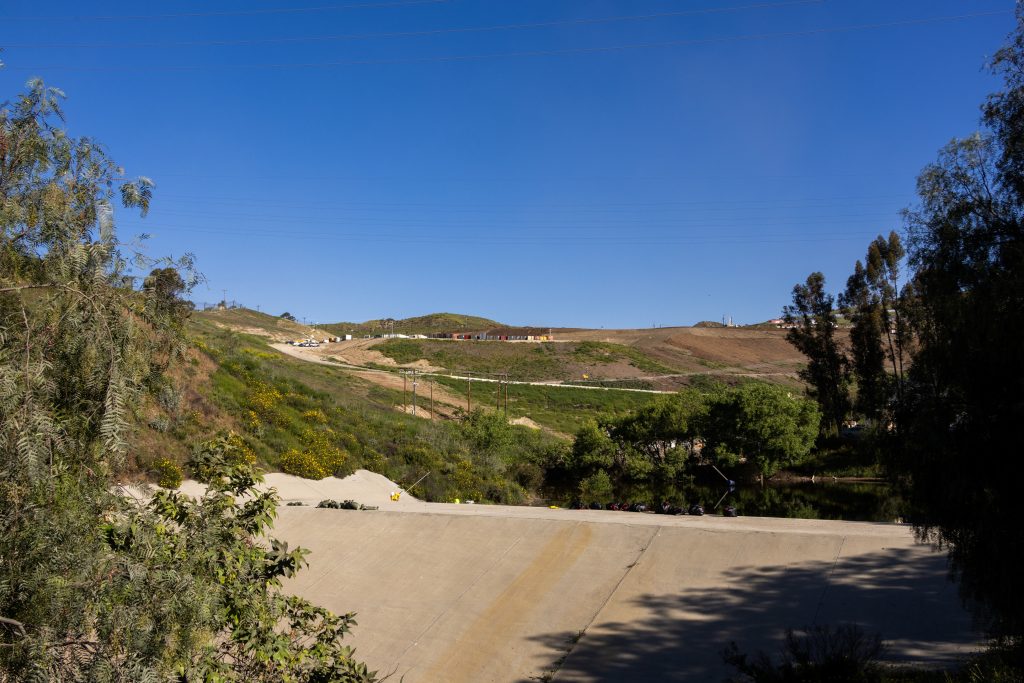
412, 370, 418, 417
403, 371, 407, 412
467, 376, 472, 412
430, 378, 434, 419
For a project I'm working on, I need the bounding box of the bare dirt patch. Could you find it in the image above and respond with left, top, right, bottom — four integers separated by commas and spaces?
270, 343, 464, 417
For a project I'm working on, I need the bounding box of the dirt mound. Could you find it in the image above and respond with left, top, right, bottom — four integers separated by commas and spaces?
174, 469, 421, 507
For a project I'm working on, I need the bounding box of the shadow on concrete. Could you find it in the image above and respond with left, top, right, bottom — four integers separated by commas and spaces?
523, 546, 977, 683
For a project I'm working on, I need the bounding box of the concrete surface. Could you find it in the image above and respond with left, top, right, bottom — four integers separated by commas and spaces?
271, 479, 981, 682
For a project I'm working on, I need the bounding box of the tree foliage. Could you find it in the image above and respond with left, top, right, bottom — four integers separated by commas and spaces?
895, 16, 1024, 639
783, 273, 850, 434
703, 383, 820, 478
0, 79, 373, 680
563, 385, 819, 493
782, 11, 1024, 643
839, 232, 912, 422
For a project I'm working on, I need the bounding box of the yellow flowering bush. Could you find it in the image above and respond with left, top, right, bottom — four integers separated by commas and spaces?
279, 429, 351, 480
248, 381, 282, 417
302, 408, 328, 424
153, 458, 183, 489
280, 449, 329, 480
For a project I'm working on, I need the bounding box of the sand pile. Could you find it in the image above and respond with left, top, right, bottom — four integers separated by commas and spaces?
172, 469, 421, 507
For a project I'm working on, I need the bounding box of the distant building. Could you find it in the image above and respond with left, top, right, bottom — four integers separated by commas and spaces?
426, 328, 554, 341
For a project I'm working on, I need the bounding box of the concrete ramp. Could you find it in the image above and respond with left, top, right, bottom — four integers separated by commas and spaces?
275, 507, 979, 682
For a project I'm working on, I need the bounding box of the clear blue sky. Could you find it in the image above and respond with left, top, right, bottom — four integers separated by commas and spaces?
0, 0, 1014, 327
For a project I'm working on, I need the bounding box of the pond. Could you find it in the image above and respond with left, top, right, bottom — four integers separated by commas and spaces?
538, 479, 907, 523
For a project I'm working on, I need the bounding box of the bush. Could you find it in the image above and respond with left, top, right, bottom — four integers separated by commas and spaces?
722, 624, 884, 682
579, 470, 614, 505
281, 449, 329, 480
153, 458, 183, 489
190, 432, 256, 482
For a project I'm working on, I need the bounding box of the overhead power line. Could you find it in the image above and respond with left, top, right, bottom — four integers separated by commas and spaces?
2, 0, 823, 49
151, 191, 908, 211
0, 0, 450, 22
8, 10, 1011, 71
117, 222, 888, 245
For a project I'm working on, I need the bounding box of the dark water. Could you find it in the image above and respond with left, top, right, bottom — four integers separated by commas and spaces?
541, 480, 907, 523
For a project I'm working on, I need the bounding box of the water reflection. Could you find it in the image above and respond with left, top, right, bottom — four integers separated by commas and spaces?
543, 480, 906, 523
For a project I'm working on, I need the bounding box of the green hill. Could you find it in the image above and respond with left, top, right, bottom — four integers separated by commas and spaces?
322, 312, 502, 337
193, 306, 312, 338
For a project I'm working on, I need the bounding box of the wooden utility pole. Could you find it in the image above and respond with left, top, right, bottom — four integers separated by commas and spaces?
411, 370, 418, 416
402, 371, 407, 412
430, 379, 434, 419
467, 376, 472, 412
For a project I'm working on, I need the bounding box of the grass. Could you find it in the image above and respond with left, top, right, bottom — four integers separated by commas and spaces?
322, 312, 501, 337
377, 339, 566, 380
434, 376, 660, 434
570, 341, 677, 374
134, 318, 571, 504
376, 338, 678, 383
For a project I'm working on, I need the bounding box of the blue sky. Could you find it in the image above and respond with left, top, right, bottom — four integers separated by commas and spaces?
0, 0, 1014, 327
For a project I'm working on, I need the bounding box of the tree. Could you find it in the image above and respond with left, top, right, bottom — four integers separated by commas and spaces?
703, 383, 820, 478
864, 232, 909, 401
841, 259, 889, 421
280, 311, 297, 321
0, 79, 373, 679
564, 391, 707, 491
894, 10, 1024, 641
839, 232, 911, 424
783, 272, 850, 434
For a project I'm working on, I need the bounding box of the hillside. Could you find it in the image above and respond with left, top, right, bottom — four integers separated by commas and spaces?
322, 312, 502, 337
130, 308, 815, 503
193, 308, 808, 392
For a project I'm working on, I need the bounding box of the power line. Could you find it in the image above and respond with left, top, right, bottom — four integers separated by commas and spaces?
0, 0, 450, 23
150, 191, 909, 210
2, 1, 823, 49
6, 10, 1012, 72
116, 224, 893, 245
133, 212, 900, 229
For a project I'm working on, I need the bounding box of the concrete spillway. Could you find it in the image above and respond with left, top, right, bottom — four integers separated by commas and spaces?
275, 503, 979, 682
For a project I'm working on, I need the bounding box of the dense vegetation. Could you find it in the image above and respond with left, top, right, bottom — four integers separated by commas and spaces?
554, 383, 819, 504
782, 10, 1024, 656
0, 79, 375, 681
181, 324, 564, 504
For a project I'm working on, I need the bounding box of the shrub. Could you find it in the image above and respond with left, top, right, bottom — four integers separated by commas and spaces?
302, 408, 329, 424
190, 432, 257, 483
722, 624, 884, 682
579, 470, 614, 504
280, 449, 329, 480
153, 458, 183, 489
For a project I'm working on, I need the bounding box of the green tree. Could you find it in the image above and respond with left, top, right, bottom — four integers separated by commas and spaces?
783, 272, 850, 434
0, 79, 373, 679
564, 390, 707, 491
703, 384, 820, 478
864, 232, 909, 401
841, 259, 889, 421
894, 10, 1024, 641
